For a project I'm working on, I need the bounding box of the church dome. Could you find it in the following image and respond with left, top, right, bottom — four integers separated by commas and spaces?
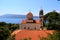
27, 12, 33, 20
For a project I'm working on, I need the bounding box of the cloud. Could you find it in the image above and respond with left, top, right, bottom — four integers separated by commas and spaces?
56, 10, 60, 13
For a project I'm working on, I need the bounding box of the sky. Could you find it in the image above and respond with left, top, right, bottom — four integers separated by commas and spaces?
0, 0, 60, 16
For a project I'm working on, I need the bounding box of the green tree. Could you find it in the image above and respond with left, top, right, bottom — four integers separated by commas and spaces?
41, 31, 60, 40
0, 22, 6, 26
44, 11, 60, 30
0, 27, 10, 40
0, 22, 19, 40
8, 23, 19, 32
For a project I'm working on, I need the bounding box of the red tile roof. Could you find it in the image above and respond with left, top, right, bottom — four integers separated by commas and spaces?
12, 30, 54, 40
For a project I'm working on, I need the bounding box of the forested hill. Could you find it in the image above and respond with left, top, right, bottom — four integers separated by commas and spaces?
0, 14, 38, 18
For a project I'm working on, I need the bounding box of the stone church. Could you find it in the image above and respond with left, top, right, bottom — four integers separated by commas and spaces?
12, 10, 54, 40
20, 9, 44, 30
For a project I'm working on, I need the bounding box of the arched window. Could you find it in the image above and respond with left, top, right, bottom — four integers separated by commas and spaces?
28, 27, 30, 29
35, 27, 36, 30
24, 27, 26, 29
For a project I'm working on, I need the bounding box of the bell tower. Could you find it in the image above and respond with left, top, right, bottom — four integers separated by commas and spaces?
39, 9, 44, 29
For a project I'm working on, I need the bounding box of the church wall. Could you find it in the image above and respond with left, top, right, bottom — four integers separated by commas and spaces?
20, 23, 42, 30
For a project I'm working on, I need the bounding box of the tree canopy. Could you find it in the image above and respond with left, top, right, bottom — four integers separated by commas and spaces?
0, 22, 19, 40
44, 11, 60, 30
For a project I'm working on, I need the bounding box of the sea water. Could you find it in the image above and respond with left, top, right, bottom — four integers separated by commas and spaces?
0, 17, 39, 24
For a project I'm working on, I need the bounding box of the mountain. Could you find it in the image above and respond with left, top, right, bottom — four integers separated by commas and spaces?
0, 14, 38, 18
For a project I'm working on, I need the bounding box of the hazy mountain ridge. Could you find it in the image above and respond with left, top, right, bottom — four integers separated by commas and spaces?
0, 14, 38, 18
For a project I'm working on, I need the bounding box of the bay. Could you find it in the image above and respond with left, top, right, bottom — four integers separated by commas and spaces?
0, 17, 39, 24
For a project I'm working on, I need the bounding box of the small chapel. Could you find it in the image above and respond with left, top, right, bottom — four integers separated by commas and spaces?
20, 9, 44, 30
